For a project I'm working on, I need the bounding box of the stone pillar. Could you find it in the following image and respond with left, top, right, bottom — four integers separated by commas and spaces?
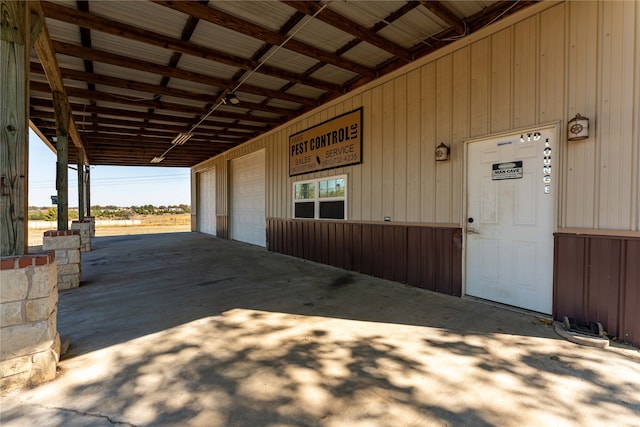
85, 216, 96, 238
42, 230, 80, 290
71, 219, 92, 252
0, 252, 60, 393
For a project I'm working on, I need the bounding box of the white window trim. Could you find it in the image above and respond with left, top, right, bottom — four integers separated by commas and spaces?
292, 174, 347, 220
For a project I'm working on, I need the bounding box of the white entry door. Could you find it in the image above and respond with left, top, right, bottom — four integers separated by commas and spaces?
197, 168, 216, 236
465, 126, 555, 314
231, 149, 266, 247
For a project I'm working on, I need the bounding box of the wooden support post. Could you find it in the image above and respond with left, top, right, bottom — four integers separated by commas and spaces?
53, 91, 69, 231
85, 166, 91, 217
77, 149, 84, 221
1, 1, 30, 256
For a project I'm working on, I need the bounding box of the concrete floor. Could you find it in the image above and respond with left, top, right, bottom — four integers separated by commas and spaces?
1, 232, 639, 427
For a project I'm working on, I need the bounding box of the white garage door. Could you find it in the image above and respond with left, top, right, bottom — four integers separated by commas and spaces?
197, 168, 216, 236
231, 149, 266, 247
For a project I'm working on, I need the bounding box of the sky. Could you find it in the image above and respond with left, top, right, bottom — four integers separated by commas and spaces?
28, 129, 191, 208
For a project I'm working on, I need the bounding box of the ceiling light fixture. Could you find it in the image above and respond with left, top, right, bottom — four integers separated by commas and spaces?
224, 92, 240, 105
150, 156, 165, 164
171, 132, 193, 145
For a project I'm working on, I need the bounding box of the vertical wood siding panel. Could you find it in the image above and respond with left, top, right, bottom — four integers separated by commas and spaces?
349, 94, 363, 221
423, 227, 437, 291
490, 28, 513, 133
566, 1, 599, 228
452, 48, 470, 224
539, 4, 566, 124
513, 16, 539, 128
420, 63, 437, 222
370, 87, 384, 221
435, 56, 453, 223
328, 222, 337, 267
587, 238, 621, 334
538, 4, 567, 226
320, 222, 329, 265
351, 223, 362, 273
406, 227, 421, 287
382, 81, 396, 220
622, 240, 640, 344
598, 1, 635, 229
553, 234, 587, 320
372, 225, 385, 278
359, 91, 372, 221
470, 38, 491, 137
360, 224, 372, 275
406, 69, 422, 222
394, 76, 408, 221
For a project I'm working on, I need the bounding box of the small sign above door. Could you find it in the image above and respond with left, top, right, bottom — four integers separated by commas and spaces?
492, 161, 523, 180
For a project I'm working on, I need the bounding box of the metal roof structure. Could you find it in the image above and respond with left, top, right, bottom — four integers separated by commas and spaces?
29, 0, 537, 167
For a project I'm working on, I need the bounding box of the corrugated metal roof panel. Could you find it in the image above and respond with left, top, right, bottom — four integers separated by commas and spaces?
234, 92, 268, 105
93, 63, 162, 86
89, 1, 187, 39
309, 64, 359, 86
44, 17, 81, 45
156, 95, 208, 110
176, 54, 238, 81
91, 31, 172, 65
283, 84, 327, 100
191, 20, 264, 59
290, 18, 353, 52
210, 0, 293, 32
341, 43, 394, 68
267, 98, 305, 111
54, 55, 86, 72
236, 72, 289, 92
166, 79, 220, 97
444, 0, 494, 19
254, 47, 319, 75
326, 1, 405, 28
378, 8, 447, 49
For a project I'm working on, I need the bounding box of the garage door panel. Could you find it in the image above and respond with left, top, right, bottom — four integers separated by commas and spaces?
231, 150, 266, 247
198, 169, 216, 236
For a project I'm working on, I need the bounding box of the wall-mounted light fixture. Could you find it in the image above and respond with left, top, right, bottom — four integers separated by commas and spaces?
435, 142, 450, 161
224, 92, 240, 106
567, 113, 589, 141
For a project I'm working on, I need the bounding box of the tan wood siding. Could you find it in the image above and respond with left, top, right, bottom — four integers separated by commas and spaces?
193, 1, 640, 233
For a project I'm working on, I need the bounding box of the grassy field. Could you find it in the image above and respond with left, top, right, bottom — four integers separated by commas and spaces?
28, 214, 191, 248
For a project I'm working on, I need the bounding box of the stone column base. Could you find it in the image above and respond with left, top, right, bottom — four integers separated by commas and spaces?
0, 252, 60, 393
71, 220, 92, 252
42, 231, 81, 290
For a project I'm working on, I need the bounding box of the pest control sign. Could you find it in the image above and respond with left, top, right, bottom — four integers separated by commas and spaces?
289, 108, 362, 176
492, 161, 523, 180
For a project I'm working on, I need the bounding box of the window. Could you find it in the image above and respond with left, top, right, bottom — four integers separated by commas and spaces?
293, 175, 346, 220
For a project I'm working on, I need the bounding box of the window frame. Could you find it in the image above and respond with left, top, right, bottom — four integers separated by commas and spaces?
292, 174, 347, 220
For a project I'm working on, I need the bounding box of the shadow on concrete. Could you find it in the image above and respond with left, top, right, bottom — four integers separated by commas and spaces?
4, 232, 637, 426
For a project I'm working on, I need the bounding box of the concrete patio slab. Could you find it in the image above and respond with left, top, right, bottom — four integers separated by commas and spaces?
1, 232, 639, 426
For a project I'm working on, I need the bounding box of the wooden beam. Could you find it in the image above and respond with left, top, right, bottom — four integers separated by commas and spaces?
40, 1, 342, 93
31, 1, 87, 164
77, 148, 84, 221
52, 91, 69, 231
29, 97, 283, 125
419, 1, 466, 36
30, 111, 267, 134
153, 0, 375, 78
282, 1, 412, 61
31, 65, 300, 117
1, 0, 29, 256
51, 41, 316, 107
